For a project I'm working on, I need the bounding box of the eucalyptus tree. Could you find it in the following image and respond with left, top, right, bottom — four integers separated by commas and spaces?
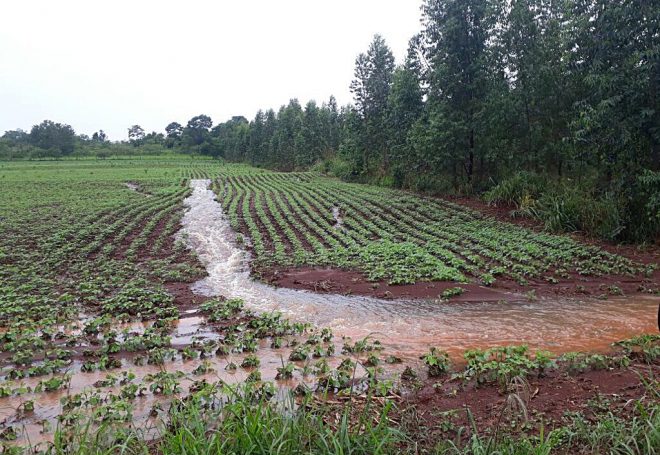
349, 34, 396, 173
419, 0, 500, 185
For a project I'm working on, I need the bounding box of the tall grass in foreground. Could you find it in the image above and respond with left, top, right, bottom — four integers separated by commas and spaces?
40, 389, 400, 455
434, 404, 659, 454
21, 377, 660, 455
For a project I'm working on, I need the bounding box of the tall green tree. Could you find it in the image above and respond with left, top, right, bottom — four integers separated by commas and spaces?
386, 66, 424, 185
349, 34, 395, 174
566, 0, 660, 178
297, 101, 326, 168
272, 100, 304, 171
183, 115, 213, 147
421, 0, 499, 185
128, 125, 145, 146
29, 120, 76, 155
499, 0, 570, 174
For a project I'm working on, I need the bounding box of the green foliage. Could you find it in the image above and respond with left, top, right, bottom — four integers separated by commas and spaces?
422, 347, 451, 377
458, 345, 556, 391
613, 334, 660, 363
486, 171, 659, 241
28, 120, 76, 155
440, 287, 465, 300
484, 172, 547, 208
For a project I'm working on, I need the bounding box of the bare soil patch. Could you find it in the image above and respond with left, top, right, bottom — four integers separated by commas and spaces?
398, 359, 660, 448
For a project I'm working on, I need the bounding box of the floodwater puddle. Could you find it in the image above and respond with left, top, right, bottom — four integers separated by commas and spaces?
0, 334, 369, 447
182, 179, 659, 361
332, 205, 343, 230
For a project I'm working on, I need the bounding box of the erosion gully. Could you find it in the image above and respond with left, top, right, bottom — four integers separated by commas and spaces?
185, 179, 658, 360
1, 179, 657, 447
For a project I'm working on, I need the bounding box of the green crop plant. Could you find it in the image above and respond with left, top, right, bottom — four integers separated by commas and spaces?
422, 347, 451, 377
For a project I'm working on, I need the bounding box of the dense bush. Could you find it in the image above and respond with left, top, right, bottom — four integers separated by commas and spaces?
484, 172, 548, 208
486, 172, 659, 243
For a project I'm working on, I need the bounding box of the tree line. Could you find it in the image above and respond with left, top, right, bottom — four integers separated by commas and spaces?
1, 0, 657, 242
187, 0, 659, 242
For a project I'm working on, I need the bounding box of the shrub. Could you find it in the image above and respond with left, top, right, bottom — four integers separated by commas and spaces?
484, 172, 547, 208
526, 189, 624, 240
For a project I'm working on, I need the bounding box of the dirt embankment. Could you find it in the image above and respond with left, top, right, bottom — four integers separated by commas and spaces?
258, 266, 516, 301
258, 264, 659, 302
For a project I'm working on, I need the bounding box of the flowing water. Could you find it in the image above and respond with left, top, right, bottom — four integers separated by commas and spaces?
183, 179, 659, 360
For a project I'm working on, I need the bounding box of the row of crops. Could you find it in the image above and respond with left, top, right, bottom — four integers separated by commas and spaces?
212, 165, 651, 286
0, 159, 222, 333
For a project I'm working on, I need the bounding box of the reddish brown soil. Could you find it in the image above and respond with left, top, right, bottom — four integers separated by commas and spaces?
494, 270, 660, 300
164, 281, 208, 311
399, 359, 660, 447
258, 266, 518, 301
258, 264, 659, 301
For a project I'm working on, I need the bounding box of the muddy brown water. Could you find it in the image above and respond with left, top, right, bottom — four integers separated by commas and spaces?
0, 322, 365, 447
184, 179, 658, 360
0, 349, 322, 447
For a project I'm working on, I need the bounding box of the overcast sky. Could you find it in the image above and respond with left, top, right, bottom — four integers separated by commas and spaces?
0, 1, 422, 141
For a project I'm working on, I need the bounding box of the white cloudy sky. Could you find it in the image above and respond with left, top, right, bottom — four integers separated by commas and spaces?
0, 1, 422, 141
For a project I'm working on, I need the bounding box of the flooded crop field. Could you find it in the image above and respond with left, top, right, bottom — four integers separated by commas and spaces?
0, 159, 658, 453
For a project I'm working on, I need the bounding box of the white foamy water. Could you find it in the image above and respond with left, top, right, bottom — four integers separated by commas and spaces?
181, 179, 659, 359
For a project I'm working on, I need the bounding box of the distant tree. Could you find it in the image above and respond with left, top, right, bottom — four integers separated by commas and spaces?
248, 110, 266, 164
2, 129, 29, 143
296, 100, 325, 168
165, 122, 183, 139
92, 130, 108, 143
163, 122, 183, 149
144, 131, 165, 144
29, 120, 76, 155
263, 109, 278, 164
325, 95, 341, 151
210, 116, 248, 159
272, 100, 304, 170
128, 125, 145, 146
183, 115, 213, 146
